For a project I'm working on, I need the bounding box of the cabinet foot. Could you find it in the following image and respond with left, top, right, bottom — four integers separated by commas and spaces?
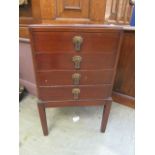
100, 100, 112, 132
38, 103, 48, 136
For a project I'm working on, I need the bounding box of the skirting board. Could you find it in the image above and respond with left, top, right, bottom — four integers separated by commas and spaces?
19, 79, 37, 96
112, 91, 135, 108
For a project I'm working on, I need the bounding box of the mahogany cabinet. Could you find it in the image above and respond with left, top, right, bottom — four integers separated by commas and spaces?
19, 28, 135, 108
29, 25, 123, 135
19, 0, 135, 108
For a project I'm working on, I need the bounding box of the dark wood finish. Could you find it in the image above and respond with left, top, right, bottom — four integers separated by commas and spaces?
113, 30, 135, 107
112, 91, 135, 108
19, 0, 135, 107
38, 85, 112, 101
38, 103, 48, 136
20, 27, 135, 108
32, 31, 120, 53
101, 99, 112, 132
37, 70, 114, 86
29, 25, 123, 135
35, 53, 116, 70
43, 98, 111, 107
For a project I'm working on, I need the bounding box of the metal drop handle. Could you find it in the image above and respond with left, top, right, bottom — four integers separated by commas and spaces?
72, 73, 81, 85
72, 88, 80, 100
73, 36, 83, 51
72, 56, 82, 69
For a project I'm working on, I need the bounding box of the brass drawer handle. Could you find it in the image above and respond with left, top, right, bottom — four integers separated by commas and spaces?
72, 88, 80, 100
72, 56, 82, 69
72, 73, 81, 85
73, 36, 83, 51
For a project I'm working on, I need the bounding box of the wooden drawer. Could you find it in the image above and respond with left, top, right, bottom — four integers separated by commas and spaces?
35, 53, 116, 70
37, 70, 114, 86
38, 85, 112, 101
32, 31, 120, 53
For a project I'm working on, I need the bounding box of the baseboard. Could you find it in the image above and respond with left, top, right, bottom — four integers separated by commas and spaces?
112, 91, 135, 108
19, 79, 37, 96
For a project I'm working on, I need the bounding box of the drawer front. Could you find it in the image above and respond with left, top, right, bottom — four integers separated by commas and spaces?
32, 31, 120, 53
38, 85, 112, 101
35, 53, 116, 70
37, 70, 114, 86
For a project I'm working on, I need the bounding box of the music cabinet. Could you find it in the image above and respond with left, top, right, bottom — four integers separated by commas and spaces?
29, 25, 123, 135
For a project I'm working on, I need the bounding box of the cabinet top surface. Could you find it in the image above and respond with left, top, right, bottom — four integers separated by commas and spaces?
29, 24, 124, 32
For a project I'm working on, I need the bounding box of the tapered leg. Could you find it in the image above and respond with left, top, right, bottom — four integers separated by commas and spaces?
100, 100, 112, 132
37, 103, 48, 136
